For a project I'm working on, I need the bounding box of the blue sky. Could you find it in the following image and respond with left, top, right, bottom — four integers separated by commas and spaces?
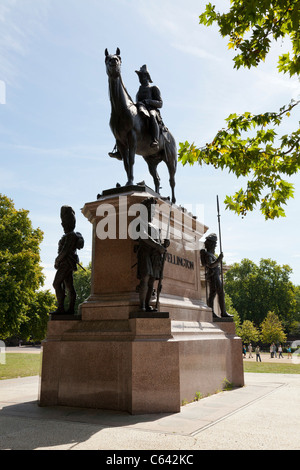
0, 0, 299, 290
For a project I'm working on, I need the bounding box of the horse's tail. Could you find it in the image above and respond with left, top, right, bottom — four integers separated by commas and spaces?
162, 130, 177, 203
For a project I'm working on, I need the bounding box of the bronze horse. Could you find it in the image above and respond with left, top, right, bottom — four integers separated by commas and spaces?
105, 48, 177, 203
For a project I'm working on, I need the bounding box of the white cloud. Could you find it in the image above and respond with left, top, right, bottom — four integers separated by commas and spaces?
253, 68, 300, 99
41, 266, 55, 292
0, 0, 50, 84
171, 42, 221, 61
136, 0, 223, 61
1, 143, 107, 161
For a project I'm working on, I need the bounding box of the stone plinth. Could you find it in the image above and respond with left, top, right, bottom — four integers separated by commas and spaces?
213, 317, 245, 388
39, 186, 244, 414
40, 316, 180, 413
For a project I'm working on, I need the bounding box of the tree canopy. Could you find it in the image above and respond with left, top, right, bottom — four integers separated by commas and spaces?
240, 319, 260, 344
73, 262, 91, 314
260, 311, 287, 344
0, 194, 55, 339
224, 257, 298, 330
179, 0, 300, 219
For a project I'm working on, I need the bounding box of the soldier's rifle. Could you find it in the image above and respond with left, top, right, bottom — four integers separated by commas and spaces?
217, 195, 226, 314
216, 195, 224, 290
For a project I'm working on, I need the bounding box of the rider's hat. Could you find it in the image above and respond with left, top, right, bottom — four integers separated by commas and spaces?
135, 64, 153, 83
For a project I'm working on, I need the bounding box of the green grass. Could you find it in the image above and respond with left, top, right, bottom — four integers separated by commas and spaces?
244, 361, 300, 374
0, 353, 42, 380
0, 353, 300, 381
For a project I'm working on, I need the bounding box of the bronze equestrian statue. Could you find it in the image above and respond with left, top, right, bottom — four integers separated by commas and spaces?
105, 48, 177, 204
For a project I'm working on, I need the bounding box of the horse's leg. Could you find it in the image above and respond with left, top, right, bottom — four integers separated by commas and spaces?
169, 170, 176, 204
147, 159, 161, 195
126, 131, 136, 186
117, 141, 131, 185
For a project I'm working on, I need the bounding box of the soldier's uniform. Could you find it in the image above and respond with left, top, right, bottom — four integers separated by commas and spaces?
52, 206, 84, 315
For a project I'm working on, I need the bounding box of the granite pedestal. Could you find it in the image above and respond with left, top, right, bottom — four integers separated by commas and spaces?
39, 186, 244, 414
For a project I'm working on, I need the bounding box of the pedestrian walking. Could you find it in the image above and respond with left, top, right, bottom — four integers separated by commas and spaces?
278, 344, 284, 359
287, 345, 292, 359
248, 343, 253, 358
270, 343, 277, 358
242, 345, 246, 358
255, 345, 262, 362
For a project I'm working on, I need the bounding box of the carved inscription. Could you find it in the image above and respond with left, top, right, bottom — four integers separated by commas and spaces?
166, 253, 194, 270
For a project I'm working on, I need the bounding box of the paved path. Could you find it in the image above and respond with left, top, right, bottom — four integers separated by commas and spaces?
5, 346, 42, 354
0, 372, 299, 450
243, 352, 298, 364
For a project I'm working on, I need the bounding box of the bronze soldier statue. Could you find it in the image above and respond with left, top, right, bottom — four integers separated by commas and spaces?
200, 233, 232, 318
52, 206, 84, 315
136, 197, 169, 312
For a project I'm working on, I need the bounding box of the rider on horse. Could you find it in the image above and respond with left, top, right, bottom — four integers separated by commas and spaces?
109, 64, 163, 160
135, 64, 163, 149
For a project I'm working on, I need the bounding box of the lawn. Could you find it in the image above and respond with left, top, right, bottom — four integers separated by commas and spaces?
0, 353, 299, 380
243, 361, 300, 374
0, 353, 42, 380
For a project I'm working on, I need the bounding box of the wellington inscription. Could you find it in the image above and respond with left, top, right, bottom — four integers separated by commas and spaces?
166, 253, 194, 270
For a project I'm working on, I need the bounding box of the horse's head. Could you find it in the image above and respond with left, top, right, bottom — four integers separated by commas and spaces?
105, 48, 122, 78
